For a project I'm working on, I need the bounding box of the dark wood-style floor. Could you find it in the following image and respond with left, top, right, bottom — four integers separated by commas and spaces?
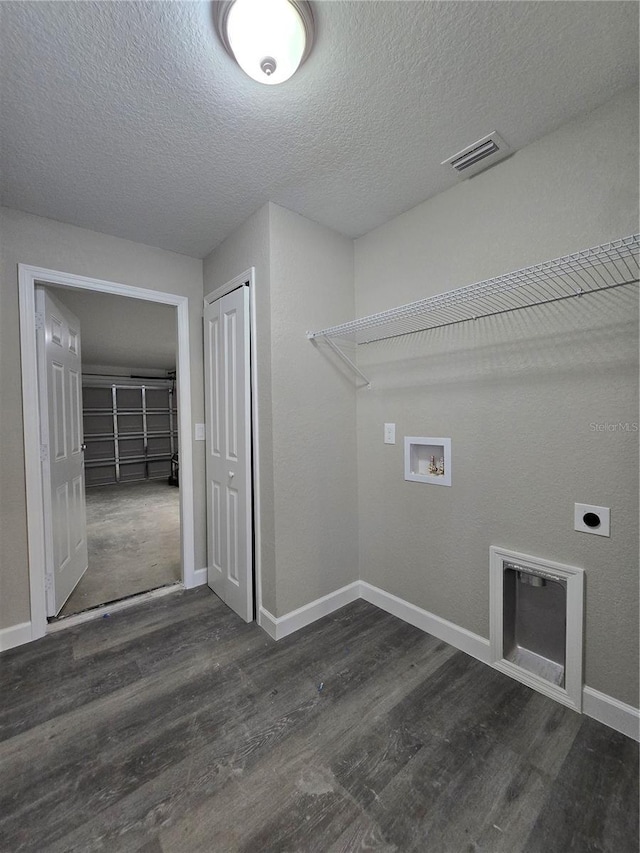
1, 588, 637, 853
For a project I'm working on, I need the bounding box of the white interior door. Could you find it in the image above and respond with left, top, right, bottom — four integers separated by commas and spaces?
36, 287, 88, 616
204, 285, 253, 622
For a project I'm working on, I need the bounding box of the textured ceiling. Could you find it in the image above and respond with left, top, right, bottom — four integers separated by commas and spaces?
1, 1, 638, 258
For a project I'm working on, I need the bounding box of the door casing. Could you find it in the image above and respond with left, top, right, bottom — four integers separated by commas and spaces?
19, 264, 198, 641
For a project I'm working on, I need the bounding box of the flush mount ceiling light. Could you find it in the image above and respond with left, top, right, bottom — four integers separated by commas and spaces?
214, 0, 315, 85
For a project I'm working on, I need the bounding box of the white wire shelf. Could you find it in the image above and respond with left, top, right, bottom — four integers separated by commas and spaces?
307, 234, 639, 347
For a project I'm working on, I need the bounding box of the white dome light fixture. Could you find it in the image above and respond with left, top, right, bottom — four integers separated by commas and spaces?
214, 0, 315, 85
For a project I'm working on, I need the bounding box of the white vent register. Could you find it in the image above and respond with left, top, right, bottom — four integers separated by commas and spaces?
441, 130, 511, 178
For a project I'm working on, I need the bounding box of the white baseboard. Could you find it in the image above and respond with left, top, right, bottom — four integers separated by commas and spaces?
582, 686, 640, 742
359, 581, 492, 665
4, 578, 638, 742
258, 606, 278, 640
260, 579, 490, 662
264, 579, 639, 741
0, 621, 33, 652
258, 581, 361, 641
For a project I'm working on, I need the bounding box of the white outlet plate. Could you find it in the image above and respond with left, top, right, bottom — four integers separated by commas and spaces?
574, 503, 610, 537
384, 423, 396, 444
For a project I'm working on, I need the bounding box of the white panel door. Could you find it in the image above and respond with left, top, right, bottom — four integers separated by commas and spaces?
204, 286, 253, 622
36, 287, 88, 616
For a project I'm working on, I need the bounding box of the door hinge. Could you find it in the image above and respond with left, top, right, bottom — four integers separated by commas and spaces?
35, 312, 45, 332
44, 574, 53, 592
40, 444, 49, 462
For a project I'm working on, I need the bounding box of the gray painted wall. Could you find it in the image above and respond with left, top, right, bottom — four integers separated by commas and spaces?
353, 88, 639, 706
203, 203, 358, 617
269, 203, 358, 615
0, 207, 205, 629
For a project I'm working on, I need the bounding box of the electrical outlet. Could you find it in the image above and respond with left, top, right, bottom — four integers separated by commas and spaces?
574, 503, 610, 537
384, 423, 396, 444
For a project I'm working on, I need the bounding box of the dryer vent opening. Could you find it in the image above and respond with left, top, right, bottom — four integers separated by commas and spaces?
503, 563, 567, 687
490, 547, 584, 710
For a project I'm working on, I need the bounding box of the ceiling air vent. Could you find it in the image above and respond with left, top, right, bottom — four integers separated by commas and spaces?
442, 131, 511, 179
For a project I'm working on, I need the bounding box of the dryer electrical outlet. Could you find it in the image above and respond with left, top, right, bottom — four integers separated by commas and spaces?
574, 503, 610, 537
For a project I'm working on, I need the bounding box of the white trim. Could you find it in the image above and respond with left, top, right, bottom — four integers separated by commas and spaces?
189, 567, 208, 587
489, 546, 584, 711
0, 621, 33, 652
257, 606, 278, 640
247, 269, 262, 620
258, 581, 361, 641
204, 271, 250, 305
361, 581, 637, 738
19, 268, 47, 638
175, 288, 196, 590
46, 583, 183, 632
359, 581, 491, 663
582, 686, 640, 742
5, 569, 636, 740
18, 264, 197, 639
204, 268, 262, 620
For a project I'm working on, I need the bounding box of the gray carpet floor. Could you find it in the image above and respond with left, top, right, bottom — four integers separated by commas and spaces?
58, 480, 181, 618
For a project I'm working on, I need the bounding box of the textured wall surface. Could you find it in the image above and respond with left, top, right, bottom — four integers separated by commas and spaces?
203, 203, 358, 617
0, 208, 205, 629
354, 89, 639, 706
269, 204, 357, 616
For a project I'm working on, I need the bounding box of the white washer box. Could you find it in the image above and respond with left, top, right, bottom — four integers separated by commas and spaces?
404, 436, 451, 487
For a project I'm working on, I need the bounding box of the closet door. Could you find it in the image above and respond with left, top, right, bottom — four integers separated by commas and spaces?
204, 286, 253, 622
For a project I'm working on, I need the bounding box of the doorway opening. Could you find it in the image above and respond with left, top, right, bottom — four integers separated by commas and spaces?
19, 265, 198, 641
40, 284, 183, 618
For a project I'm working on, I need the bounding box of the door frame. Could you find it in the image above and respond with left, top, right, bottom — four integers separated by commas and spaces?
19, 264, 197, 640
204, 268, 262, 620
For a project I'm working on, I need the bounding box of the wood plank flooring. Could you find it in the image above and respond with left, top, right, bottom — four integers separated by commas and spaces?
1, 587, 637, 852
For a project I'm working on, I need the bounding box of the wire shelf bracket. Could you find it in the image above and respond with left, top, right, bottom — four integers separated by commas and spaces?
306, 330, 372, 389
307, 234, 639, 388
